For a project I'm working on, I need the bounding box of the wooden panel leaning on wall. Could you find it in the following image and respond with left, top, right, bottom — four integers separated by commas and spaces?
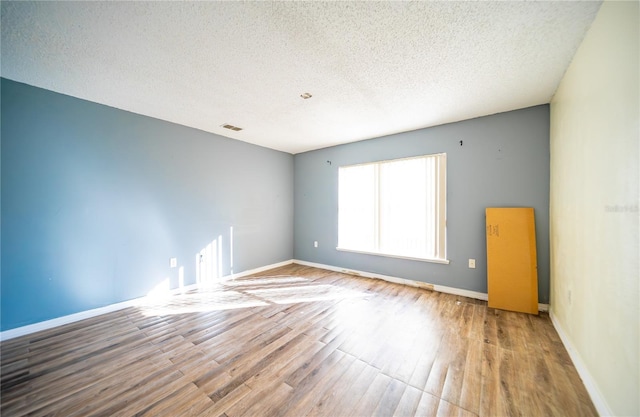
0, 264, 595, 416
486, 207, 539, 315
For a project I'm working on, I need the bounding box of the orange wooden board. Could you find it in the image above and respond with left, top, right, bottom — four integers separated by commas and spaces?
486, 208, 538, 314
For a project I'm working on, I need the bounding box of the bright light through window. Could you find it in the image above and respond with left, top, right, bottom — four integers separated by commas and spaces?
338, 153, 448, 263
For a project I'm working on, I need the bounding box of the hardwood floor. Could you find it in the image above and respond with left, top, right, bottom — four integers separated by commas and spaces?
1, 264, 597, 416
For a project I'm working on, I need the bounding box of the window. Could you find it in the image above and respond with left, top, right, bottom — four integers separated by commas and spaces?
337, 153, 447, 263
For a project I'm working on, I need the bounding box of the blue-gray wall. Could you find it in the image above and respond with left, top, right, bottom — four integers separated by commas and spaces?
1, 78, 294, 331
1, 78, 551, 332
294, 105, 550, 302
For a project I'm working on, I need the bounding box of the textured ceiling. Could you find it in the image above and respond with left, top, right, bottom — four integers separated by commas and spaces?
1, 1, 602, 154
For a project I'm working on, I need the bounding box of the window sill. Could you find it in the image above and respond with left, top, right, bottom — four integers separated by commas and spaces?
336, 247, 450, 265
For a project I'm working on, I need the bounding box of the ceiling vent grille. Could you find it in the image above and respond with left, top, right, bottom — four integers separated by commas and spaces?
222, 124, 243, 131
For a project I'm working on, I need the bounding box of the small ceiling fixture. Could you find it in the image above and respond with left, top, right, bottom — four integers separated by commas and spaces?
221, 123, 243, 131
300, 92, 312, 99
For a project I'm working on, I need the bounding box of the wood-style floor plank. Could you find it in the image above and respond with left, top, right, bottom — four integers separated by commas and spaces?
304, 357, 368, 417
348, 372, 393, 417
1, 264, 597, 417
392, 384, 424, 417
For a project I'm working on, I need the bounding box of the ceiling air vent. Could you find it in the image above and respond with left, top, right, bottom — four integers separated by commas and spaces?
221, 124, 243, 131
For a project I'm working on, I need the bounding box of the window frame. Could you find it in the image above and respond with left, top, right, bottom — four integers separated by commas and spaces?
336, 153, 449, 265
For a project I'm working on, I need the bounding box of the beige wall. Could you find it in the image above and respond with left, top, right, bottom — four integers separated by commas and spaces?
550, 1, 639, 416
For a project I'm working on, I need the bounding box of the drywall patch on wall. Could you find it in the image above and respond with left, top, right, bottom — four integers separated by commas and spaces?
294, 105, 550, 302
550, 1, 639, 415
0, 79, 294, 331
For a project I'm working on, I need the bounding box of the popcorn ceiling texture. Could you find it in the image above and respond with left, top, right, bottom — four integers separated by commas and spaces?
1, 1, 601, 154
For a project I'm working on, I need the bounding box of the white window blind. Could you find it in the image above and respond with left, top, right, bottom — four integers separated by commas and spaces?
337, 153, 447, 263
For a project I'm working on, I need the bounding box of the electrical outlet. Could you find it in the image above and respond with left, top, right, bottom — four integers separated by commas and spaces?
314, 241, 318, 248
170, 258, 177, 268
468, 259, 476, 269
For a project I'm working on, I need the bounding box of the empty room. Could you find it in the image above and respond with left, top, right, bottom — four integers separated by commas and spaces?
1, 1, 638, 416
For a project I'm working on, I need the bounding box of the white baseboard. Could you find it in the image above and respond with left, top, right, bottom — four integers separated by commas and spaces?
228, 259, 293, 279
293, 259, 549, 312
549, 310, 612, 417
0, 259, 295, 342
1, 258, 551, 341
0, 297, 143, 342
